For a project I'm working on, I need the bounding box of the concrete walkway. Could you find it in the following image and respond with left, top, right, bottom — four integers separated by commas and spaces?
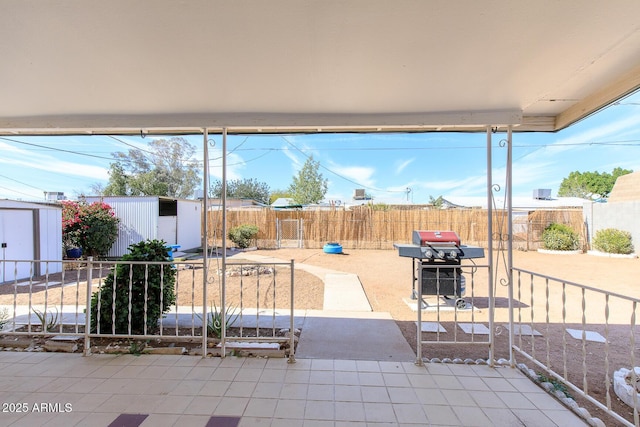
237, 253, 415, 361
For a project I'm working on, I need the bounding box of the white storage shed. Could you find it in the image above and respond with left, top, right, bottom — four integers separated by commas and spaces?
0, 200, 62, 282
85, 196, 202, 258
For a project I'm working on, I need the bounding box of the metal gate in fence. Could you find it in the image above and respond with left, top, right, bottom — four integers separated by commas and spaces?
276, 219, 303, 248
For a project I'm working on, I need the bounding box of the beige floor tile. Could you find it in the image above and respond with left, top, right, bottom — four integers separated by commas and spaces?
184, 395, 221, 415
360, 385, 390, 403
170, 379, 206, 396
284, 369, 312, 384
274, 399, 306, 419
252, 381, 282, 398
378, 361, 405, 373
469, 390, 505, 408
392, 402, 427, 424
414, 387, 448, 405
310, 359, 334, 371
304, 400, 335, 420
382, 373, 411, 387
185, 366, 217, 381
271, 418, 304, 427
199, 380, 232, 396
172, 414, 217, 426
363, 402, 396, 423
334, 360, 358, 371
244, 397, 278, 417
334, 371, 359, 385
335, 401, 365, 421
140, 413, 181, 427
423, 403, 461, 425
357, 371, 385, 386
152, 395, 195, 414
309, 370, 334, 384
481, 376, 518, 392
225, 380, 257, 397
259, 368, 287, 383
234, 368, 264, 382
432, 374, 465, 390
96, 393, 137, 413
307, 383, 334, 401
355, 360, 380, 372
441, 389, 477, 407
497, 391, 538, 409
335, 384, 361, 402
213, 396, 249, 416
214, 367, 241, 381
280, 383, 309, 400
452, 405, 493, 426
387, 386, 419, 404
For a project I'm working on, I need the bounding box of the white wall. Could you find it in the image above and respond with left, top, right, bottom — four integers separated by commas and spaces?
584, 201, 640, 252
177, 200, 202, 251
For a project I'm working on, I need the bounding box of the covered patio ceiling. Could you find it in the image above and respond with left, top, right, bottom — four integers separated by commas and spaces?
1, 0, 640, 135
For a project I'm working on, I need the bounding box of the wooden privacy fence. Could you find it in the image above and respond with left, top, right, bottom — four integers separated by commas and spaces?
206, 207, 585, 250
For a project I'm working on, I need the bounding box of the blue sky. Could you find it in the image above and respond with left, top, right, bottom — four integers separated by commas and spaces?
1, 91, 639, 205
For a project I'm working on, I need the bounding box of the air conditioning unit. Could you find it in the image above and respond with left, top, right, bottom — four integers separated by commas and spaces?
533, 189, 551, 200
353, 189, 366, 200
44, 191, 65, 201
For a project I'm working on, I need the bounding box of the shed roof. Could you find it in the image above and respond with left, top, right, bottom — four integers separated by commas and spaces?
1, 1, 639, 135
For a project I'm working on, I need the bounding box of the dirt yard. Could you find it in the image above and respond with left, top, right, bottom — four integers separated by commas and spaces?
250, 247, 640, 426
2, 248, 639, 424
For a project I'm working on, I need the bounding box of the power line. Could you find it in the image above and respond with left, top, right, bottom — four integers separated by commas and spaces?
280, 136, 406, 194
0, 173, 44, 191
0, 136, 116, 161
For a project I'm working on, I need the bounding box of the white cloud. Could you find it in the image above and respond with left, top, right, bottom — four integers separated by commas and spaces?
395, 158, 415, 174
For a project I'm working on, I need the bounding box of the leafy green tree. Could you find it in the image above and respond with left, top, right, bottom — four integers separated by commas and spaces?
288, 156, 328, 204
428, 195, 445, 208
557, 167, 632, 200
211, 178, 270, 204
103, 137, 200, 198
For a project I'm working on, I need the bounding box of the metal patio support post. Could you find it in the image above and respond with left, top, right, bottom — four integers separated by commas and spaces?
507, 125, 515, 367
221, 128, 228, 357
83, 256, 94, 356
202, 128, 209, 357
486, 127, 495, 366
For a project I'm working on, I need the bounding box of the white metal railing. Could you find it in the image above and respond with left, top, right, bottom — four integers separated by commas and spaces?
413, 261, 492, 364
513, 267, 640, 427
0, 258, 296, 362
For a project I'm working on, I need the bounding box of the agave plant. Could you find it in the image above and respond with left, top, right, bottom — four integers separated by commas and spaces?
198, 301, 239, 338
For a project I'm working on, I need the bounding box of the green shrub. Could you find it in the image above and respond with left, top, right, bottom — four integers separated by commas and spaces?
541, 223, 579, 251
592, 228, 634, 254
90, 239, 176, 334
228, 224, 259, 249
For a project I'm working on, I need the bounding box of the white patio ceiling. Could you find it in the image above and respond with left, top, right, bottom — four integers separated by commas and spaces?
1, 0, 640, 135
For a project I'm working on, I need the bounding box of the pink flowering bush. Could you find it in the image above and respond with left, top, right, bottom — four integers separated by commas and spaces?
62, 201, 119, 258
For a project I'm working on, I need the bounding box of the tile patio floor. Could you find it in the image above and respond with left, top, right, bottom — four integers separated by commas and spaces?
0, 351, 588, 426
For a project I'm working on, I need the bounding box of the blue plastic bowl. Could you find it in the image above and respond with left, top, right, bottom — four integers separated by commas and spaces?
323, 242, 343, 254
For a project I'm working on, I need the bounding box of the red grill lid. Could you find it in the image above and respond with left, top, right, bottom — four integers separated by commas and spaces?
412, 230, 460, 246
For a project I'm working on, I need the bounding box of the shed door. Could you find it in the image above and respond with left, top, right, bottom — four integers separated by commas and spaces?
0, 210, 35, 282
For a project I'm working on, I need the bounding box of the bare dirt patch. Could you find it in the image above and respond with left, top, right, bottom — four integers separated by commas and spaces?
252, 247, 640, 426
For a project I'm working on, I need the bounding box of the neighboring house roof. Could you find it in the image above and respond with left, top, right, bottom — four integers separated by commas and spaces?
608, 172, 640, 203
0, 199, 62, 210
207, 198, 266, 209
271, 198, 302, 209
441, 196, 589, 210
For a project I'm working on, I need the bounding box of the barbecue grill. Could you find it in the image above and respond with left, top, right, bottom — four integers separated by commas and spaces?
395, 230, 485, 309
